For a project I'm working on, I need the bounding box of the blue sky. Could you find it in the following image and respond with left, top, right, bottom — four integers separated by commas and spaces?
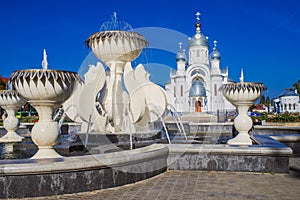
0, 0, 299, 98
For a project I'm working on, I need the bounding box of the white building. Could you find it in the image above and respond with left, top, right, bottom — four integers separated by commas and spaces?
165, 13, 234, 114
273, 89, 300, 113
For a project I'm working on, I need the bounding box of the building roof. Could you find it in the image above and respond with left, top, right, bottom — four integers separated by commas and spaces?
210, 40, 221, 60
1, 77, 8, 83
279, 89, 299, 97
188, 22, 209, 48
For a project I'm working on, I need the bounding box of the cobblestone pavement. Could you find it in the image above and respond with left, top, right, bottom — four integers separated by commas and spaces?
14, 158, 300, 200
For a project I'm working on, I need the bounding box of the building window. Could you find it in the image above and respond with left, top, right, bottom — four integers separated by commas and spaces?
293, 104, 296, 110
214, 84, 217, 96
284, 104, 287, 110
181, 85, 183, 97
289, 104, 291, 110
174, 86, 176, 97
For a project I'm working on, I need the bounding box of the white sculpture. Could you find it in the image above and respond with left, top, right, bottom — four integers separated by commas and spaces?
220, 72, 266, 145
64, 29, 168, 134
9, 68, 82, 159
0, 90, 26, 142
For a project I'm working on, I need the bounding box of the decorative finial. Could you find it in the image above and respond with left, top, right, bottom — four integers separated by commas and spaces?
42, 49, 48, 70
195, 12, 201, 33
195, 12, 201, 22
213, 40, 217, 50
179, 42, 182, 51
239, 68, 244, 83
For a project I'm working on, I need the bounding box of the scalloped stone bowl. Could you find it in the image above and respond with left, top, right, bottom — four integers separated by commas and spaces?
9, 69, 82, 103
219, 82, 267, 145
220, 82, 266, 105
85, 31, 148, 63
0, 90, 26, 142
8, 69, 82, 159
0, 90, 25, 107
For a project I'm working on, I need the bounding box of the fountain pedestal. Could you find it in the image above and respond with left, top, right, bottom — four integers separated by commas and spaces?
220, 82, 266, 145
229, 103, 253, 145
9, 69, 81, 159
29, 101, 61, 159
0, 90, 25, 143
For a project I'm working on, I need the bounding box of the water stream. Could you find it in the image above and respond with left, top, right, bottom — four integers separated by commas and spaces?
167, 105, 187, 140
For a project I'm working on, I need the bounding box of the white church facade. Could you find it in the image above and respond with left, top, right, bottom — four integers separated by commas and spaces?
273, 89, 300, 113
165, 13, 234, 114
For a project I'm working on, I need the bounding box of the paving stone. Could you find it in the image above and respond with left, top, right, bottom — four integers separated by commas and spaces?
8, 159, 300, 200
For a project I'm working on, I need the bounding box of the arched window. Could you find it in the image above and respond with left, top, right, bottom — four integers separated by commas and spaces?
289, 104, 291, 110
284, 104, 287, 110
293, 104, 296, 110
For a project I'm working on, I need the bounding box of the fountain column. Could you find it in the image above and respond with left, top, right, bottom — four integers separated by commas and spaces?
105, 61, 127, 131
85, 31, 148, 132
220, 72, 266, 145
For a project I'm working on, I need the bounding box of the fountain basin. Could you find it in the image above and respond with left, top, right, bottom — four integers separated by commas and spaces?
9, 69, 81, 103
167, 135, 292, 173
85, 31, 148, 63
0, 144, 168, 198
219, 82, 266, 104
9, 69, 82, 159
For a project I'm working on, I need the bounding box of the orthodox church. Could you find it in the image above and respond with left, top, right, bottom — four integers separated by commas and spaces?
165, 12, 234, 114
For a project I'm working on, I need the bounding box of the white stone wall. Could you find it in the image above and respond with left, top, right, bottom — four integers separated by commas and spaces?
279, 96, 300, 113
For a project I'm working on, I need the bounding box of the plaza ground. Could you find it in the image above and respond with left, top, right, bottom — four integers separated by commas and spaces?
12, 157, 300, 200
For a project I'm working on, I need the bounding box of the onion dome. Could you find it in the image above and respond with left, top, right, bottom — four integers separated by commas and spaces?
189, 79, 206, 97
176, 42, 186, 62
188, 12, 209, 47
210, 40, 221, 60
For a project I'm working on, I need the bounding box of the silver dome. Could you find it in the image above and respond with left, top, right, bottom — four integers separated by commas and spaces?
210, 49, 221, 60
176, 51, 186, 62
210, 40, 221, 60
189, 79, 206, 97
188, 33, 209, 47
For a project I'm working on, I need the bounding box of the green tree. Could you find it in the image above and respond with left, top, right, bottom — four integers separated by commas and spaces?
259, 95, 265, 105
0, 75, 6, 90
293, 80, 300, 94
265, 96, 270, 112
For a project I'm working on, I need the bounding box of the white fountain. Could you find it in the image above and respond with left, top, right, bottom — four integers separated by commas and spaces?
9, 49, 82, 159
64, 13, 168, 135
0, 90, 25, 143
220, 69, 266, 145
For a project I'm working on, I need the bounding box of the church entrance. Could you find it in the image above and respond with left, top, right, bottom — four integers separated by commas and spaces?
195, 100, 202, 112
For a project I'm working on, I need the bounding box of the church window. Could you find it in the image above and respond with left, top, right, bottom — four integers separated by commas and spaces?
289, 104, 291, 110
174, 86, 176, 97
214, 84, 217, 96
181, 85, 183, 97
293, 104, 296, 110
284, 104, 287, 110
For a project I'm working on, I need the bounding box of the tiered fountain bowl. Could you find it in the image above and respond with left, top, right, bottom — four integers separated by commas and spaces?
85, 31, 148, 64
9, 69, 82, 159
220, 82, 266, 145
0, 90, 26, 142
